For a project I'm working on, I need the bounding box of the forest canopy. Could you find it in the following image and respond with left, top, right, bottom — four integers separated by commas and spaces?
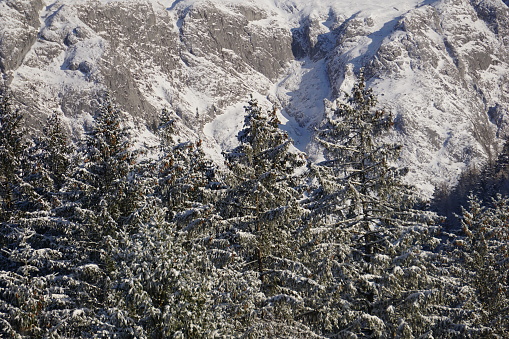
0, 76, 508, 338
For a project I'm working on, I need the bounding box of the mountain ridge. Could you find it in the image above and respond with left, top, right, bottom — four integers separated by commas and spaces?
1, 0, 509, 197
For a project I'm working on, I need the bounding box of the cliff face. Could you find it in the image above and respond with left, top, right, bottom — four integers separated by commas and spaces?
1, 0, 509, 196
0, 0, 43, 74
364, 0, 509, 192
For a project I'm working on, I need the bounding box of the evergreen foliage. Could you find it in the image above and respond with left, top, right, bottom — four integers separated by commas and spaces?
220, 98, 306, 276
156, 108, 218, 233
432, 136, 509, 229
30, 113, 74, 195
305, 72, 452, 337
1, 82, 507, 337
217, 98, 319, 336
44, 96, 143, 336
78, 96, 136, 227
450, 195, 509, 336
0, 91, 36, 222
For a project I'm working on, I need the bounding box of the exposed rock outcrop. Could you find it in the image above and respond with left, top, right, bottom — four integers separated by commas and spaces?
1, 0, 509, 196
0, 0, 43, 77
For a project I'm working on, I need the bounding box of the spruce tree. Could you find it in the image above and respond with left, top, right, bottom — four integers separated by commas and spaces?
29, 113, 74, 194
111, 109, 228, 338
114, 200, 224, 338
217, 98, 320, 336
0, 92, 44, 338
0, 91, 36, 222
451, 195, 509, 337
305, 72, 453, 337
81, 96, 135, 226
156, 108, 218, 235
42, 95, 144, 336
220, 98, 306, 276
0, 97, 79, 338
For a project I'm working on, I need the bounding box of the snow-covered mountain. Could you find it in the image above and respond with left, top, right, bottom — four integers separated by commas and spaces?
1, 0, 509, 197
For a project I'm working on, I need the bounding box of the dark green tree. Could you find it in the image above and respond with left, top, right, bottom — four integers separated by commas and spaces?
156, 108, 219, 235
305, 73, 453, 337
0, 91, 36, 222
40, 96, 145, 336
110, 108, 229, 338
216, 98, 321, 337
450, 195, 509, 337
0, 96, 76, 338
31, 113, 74, 192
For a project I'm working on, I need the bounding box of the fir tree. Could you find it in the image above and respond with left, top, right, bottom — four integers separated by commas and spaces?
42, 95, 144, 336
29, 113, 74, 194
0, 91, 36, 222
155, 108, 219, 235
0, 97, 79, 338
110, 109, 228, 338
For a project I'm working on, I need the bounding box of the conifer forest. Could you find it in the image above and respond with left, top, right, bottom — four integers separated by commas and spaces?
1, 75, 508, 338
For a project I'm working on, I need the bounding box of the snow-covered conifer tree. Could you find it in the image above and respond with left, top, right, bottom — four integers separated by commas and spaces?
0, 95, 79, 338
29, 113, 74, 194
221, 98, 306, 274
0, 91, 37, 222
156, 108, 219, 235
305, 72, 455, 337
108, 108, 229, 337
39, 95, 144, 336
113, 199, 227, 338
450, 195, 509, 336
216, 97, 321, 336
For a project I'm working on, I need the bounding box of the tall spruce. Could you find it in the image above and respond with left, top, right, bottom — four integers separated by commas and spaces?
0, 91, 37, 222
47, 96, 143, 335
0, 91, 42, 337
0, 98, 76, 337
156, 108, 218, 235
305, 72, 454, 337
220, 98, 306, 276
110, 108, 229, 337
217, 98, 320, 337
450, 195, 509, 336
30, 113, 74, 194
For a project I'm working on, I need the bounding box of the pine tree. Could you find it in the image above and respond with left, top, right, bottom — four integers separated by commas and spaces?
0, 96, 85, 338
109, 108, 230, 338
0, 91, 37, 222
0, 91, 48, 338
155, 108, 219, 235
39, 95, 145, 336
29, 113, 74, 195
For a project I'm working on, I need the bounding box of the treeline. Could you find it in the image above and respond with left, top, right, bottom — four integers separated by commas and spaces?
433, 136, 509, 229
0, 75, 508, 338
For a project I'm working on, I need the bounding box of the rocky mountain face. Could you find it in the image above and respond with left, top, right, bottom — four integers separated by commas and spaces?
1, 0, 509, 197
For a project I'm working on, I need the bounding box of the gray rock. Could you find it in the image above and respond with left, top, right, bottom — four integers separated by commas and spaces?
0, 0, 43, 77
178, 2, 292, 80
1, 0, 509, 196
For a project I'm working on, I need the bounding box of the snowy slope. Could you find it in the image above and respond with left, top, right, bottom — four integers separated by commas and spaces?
1, 0, 509, 197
